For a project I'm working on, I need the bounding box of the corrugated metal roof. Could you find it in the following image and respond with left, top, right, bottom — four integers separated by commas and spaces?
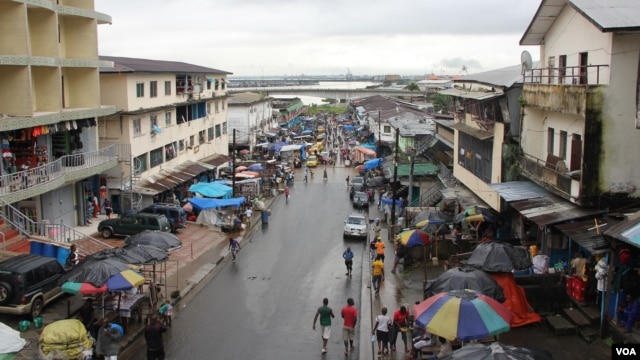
490, 181, 550, 202
99, 56, 231, 74
439, 88, 501, 101
450, 122, 493, 140
604, 211, 640, 247
228, 92, 271, 105
510, 196, 602, 226
199, 154, 232, 167
135, 160, 210, 195
555, 217, 616, 254
521, 0, 640, 45
456, 63, 538, 89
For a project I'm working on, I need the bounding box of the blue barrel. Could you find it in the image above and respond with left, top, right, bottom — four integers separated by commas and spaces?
56, 247, 70, 266
30, 242, 43, 255
42, 243, 56, 258
261, 210, 269, 224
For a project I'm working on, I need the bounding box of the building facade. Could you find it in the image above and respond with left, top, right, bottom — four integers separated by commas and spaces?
227, 92, 274, 155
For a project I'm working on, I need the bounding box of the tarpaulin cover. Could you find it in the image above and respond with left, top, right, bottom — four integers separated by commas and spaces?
0, 322, 26, 354
59, 258, 130, 287
489, 272, 542, 328
424, 266, 505, 302
189, 182, 232, 199
466, 241, 533, 272
381, 196, 403, 206
364, 158, 382, 170
444, 342, 552, 360
124, 231, 182, 252
39, 319, 93, 359
189, 196, 246, 210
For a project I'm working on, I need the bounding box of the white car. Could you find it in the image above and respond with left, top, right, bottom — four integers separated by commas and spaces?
343, 213, 369, 239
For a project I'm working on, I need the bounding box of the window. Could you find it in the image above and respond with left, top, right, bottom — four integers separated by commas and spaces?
150, 147, 164, 168
133, 118, 141, 135
150, 81, 157, 98
208, 127, 214, 141
134, 154, 147, 173
559, 131, 567, 159
189, 135, 195, 147
383, 125, 391, 134
547, 128, 555, 155
206, 80, 211, 90
222, 122, 227, 135
214, 79, 219, 90
458, 132, 493, 183
215, 101, 219, 113
215, 124, 221, 138
178, 140, 185, 151
164, 81, 171, 95
150, 114, 158, 134
558, 55, 567, 85
207, 103, 211, 115
222, 101, 225, 110
136, 83, 144, 98
165, 112, 172, 126
199, 130, 206, 144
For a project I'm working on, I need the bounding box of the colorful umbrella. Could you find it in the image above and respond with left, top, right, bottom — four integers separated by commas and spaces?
414, 219, 445, 228
61, 269, 145, 295
247, 163, 264, 171
413, 289, 513, 341
239, 149, 250, 154
60, 258, 131, 287
235, 166, 248, 172
398, 229, 431, 247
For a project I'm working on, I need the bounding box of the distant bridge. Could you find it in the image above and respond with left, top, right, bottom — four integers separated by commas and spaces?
228, 87, 428, 102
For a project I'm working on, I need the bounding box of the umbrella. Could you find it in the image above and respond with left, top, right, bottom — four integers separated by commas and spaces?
398, 229, 431, 247
364, 158, 382, 170
247, 163, 264, 171
122, 244, 169, 263
414, 289, 513, 341
467, 242, 533, 272
88, 247, 148, 264
441, 342, 553, 360
415, 218, 445, 228
61, 269, 145, 295
424, 266, 506, 302
239, 149, 250, 154
235, 166, 248, 172
455, 206, 497, 223
124, 230, 182, 252
60, 258, 131, 287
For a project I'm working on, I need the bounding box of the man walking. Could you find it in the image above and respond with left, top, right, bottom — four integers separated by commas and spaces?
342, 247, 354, 278
372, 255, 385, 296
341, 298, 358, 356
312, 298, 335, 353
144, 314, 167, 360
228, 238, 240, 263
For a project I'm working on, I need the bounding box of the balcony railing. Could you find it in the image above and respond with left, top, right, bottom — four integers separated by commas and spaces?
523, 64, 609, 86
0, 145, 117, 198
520, 154, 573, 198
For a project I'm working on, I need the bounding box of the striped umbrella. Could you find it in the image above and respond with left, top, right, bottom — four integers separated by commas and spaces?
61, 269, 145, 295
413, 289, 513, 341
398, 229, 431, 247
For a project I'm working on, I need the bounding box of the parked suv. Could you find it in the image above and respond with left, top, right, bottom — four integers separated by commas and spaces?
98, 213, 171, 239
0, 254, 66, 318
138, 203, 188, 233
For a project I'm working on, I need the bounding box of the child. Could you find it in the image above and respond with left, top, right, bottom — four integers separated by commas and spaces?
158, 300, 173, 327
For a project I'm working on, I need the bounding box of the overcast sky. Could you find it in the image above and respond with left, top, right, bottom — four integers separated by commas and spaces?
96, 0, 542, 77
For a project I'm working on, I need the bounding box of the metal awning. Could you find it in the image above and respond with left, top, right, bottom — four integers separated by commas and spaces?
450, 122, 493, 140
555, 217, 616, 255
263, 131, 277, 137
490, 181, 549, 202
199, 153, 232, 167
510, 197, 603, 227
439, 88, 502, 101
604, 211, 640, 248
135, 160, 209, 195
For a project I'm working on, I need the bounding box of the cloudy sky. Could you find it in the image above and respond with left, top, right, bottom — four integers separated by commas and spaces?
96, 0, 542, 77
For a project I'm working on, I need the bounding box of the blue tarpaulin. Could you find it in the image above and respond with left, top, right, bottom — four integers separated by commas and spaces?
361, 144, 377, 151
343, 125, 355, 131
301, 129, 313, 135
189, 182, 233, 199
189, 196, 246, 211
381, 197, 403, 206
270, 142, 286, 151
364, 158, 382, 170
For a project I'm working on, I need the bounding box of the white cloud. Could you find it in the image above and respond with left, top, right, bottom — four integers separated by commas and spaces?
96, 0, 541, 76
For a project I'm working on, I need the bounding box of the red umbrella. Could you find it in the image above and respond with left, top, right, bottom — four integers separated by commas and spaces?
239, 149, 250, 154
235, 166, 248, 172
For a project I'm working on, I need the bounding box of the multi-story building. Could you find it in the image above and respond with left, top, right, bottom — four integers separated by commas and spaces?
0, 1, 117, 230
227, 92, 274, 156
97, 56, 232, 209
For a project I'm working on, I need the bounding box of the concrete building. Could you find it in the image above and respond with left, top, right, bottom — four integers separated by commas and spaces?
0, 1, 117, 232
227, 92, 274, 155
97, 56, 232, 208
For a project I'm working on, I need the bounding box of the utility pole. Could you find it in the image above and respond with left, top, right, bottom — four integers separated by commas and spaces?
377, 110, 382, 157
232, 128, 236, 197
390, 128, 399, 241
408, 148, 415, 208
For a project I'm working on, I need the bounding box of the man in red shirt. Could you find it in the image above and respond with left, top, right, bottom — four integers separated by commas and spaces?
341, 298, 358, 356
391, 306, 410, 353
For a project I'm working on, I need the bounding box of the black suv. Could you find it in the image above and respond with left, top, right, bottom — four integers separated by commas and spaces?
138, 203, 188, 233
0, 254, 66, 318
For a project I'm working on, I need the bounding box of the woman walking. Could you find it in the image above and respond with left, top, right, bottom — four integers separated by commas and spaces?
373, 307, 391, 356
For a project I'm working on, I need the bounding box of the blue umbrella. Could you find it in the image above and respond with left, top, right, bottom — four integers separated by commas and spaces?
247, 164, 264, 171
364, 158, 382, 170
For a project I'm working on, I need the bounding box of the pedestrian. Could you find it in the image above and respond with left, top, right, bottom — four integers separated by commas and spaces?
244, 207, 253, 225
373, 218, 382, 239
375, 237, 386, 262
67, 244, 80, 267
342, 246, 354, 278
145, 314, 167, 360
372, 255, 385, 296
228, 237, 240, 262
79, 298, 95, 329
373, 307, 391, 356
103, 322, 122, 360
571, 252, 588, 280
95, 318, 110, 360
390, 306, 410, 353
93, 194, 100, 218
312, 297, 335, 353
158, 300, 173, 327
346, 175, 350, 189
103, 198, 113, 219
341, 298, 358, 356
391, 240, 405, 274
86, 198, 94, 224
426, 337, 452, 360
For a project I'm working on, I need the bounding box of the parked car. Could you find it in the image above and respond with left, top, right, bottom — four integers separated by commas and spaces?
306, 155, 318, 167
352, 176, 365, 186
352, 191, 369, 208
318, 152, 333, 165
343, 213, 369, 239
138, 203, 188, 233
98, 213, 171, 239
349, 183, 365, 199
0, 254, 66, 318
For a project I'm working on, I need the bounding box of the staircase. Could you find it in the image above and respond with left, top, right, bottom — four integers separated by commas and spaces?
545, 278, 601, 343
0, 199, 113, 258
120, 145, 142, 211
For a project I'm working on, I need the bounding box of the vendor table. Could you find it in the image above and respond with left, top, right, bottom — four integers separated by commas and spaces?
118, 294, 146, 333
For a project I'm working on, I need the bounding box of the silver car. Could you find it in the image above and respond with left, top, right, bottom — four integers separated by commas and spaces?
343, 213, 369, 239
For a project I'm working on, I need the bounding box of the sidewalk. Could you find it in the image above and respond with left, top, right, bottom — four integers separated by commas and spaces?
4, 196, 276, 360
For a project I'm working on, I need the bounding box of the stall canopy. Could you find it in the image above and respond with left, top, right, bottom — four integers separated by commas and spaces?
189, 196, 246, 211
364, 158, 383, 170
189, 182, 233, 199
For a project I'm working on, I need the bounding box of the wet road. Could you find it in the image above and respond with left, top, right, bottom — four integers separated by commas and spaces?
131, 165, 368, 359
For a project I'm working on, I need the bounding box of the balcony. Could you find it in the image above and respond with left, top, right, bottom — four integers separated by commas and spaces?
519, 153, 578, 201
522, 65, 608, 116
0, 146, 118, 204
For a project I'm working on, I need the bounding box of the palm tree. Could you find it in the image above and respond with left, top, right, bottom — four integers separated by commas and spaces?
404, 82, 421, 103
432, 93, 453, 113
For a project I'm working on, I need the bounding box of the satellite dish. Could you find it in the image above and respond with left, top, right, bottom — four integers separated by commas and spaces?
521, 51, 533, 75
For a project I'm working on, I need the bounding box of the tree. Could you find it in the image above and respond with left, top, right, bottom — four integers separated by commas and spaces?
404, 82, 421, 103
432, 93, 453, 113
